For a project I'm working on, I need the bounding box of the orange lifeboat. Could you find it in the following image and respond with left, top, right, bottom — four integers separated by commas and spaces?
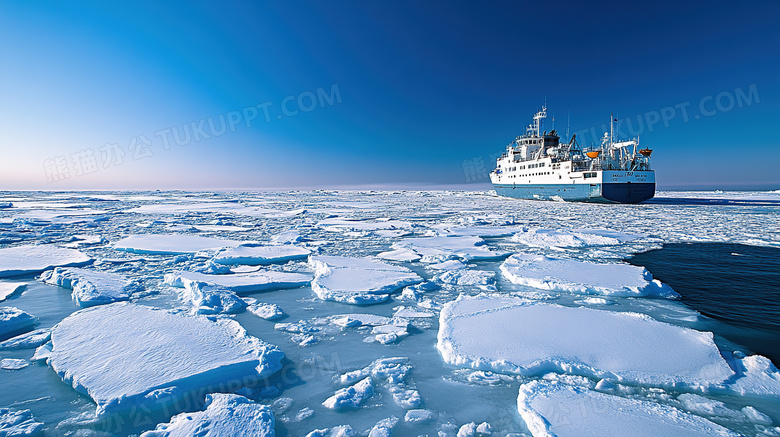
585, 151, 601, 159
638, 148, 653, 156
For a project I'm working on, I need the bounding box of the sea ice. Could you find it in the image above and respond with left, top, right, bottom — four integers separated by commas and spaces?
404, 409, 436, 423
369, 417, 399, 437
510, 228, 641, 248
376, 248, 421, 262
517, 380, 739, 437
113, 234, 239, 255
0, 245, 91, 278
140, 393, 274, 437
0, 328, 50, 350
40, 267, 141, 307
0, 408, 43, 436
0, 282, 25, 302
0, 307, 37, 340
248, 302, 286, 320
500, 254, 678, 297
47, 302, 284, 417
212, 244, 311, 265
310, 256, 422, 304
336, 357, 421, 409
165, 270, 311, 293
437, 294, 733, 388
390, 236, 508, 263
176, 279, 247, 314
1, 358, 29, 370
432, 269, 496, 288
322, 377, 374, 410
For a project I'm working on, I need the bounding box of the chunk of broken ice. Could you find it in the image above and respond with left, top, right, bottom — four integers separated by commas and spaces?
213, 244, 311, 266
0, 307, 37, 340
310, 256, 422, 305
0, 245, 91, 278
47, 302, 284, 417
113, 234, 239, 255
165, 270, 310, 293
40, 267, 141, 307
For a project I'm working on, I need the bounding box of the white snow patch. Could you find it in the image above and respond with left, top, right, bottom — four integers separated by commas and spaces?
140, 393, 274, 437
47, 302, 284, 417
310, 256, 422, 305
500, 254, 678, 298
391, 236, 508, 263
165, 270, 310, 293
0, 245, 91, 278
437, 294, 733, 388
113, 234, 239, 255
40, 267, 141, 307
517, 380, 739, 437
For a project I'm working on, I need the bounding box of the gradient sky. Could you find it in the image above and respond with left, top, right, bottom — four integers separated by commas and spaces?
1, 1, 779, 190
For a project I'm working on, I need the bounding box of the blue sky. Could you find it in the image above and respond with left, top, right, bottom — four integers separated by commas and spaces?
1, 1, 778, 190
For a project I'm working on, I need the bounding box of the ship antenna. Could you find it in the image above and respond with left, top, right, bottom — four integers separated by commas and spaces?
566, 109, 570, 141
610, 112, 614, 146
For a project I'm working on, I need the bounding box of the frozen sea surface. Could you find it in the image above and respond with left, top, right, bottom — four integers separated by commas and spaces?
0, 189, 779, 436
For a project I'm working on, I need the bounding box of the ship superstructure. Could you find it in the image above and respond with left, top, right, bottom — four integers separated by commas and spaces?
489, 105, 655, 203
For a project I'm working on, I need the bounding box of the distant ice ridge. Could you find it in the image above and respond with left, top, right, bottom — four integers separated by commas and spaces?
165, 270, 311, 294
310, 256, 422, 304
0, 245, 91, 278
383, 236, 509, 263
500, 254, 678, 298
47, 302, 284, 417
510, 227, 642, 248
212, 244, 311, 265
40, 267, 142, 307
436, 294, 733, 389
0, 307, 37, 340
141, 394, 274, 437
517, 380, 738, 437
113, 234, 239, 255
0, 408, 44, 436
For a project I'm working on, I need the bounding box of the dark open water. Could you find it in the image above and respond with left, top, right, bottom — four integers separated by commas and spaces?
628, 243, 780, 364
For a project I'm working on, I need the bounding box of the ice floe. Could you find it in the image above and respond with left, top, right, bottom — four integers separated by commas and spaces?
140, 393, 274, 437
247, 302, 286, 320
437, 295, 734, 388
335, 357, 422, 409
0, 328, 50, 350
47, 302, 284, 417
322, 377, 374, 410
0, 307, 37, 340
0, 282, 25, 302
310, 256, 422, 304
212, 244, 311, 265
40, 267, 141, 307
368, 417, 399, 437
0, 245, 91, 278
0, 408, 43, 436
390, 236, 509, 263
500, 254, 677, 297
165, 270, 311, 293
510, 227, 642, 248
176, 279, 247, 314
517, 380, 739, 437
113, 234, 239, 255
1, 358, 29, 370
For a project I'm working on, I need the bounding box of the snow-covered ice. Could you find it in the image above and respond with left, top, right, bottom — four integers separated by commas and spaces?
500, 254, 678, 297
40, 267, 141, 307
0, 307, 37, 340
0, 245, 91, 278
322, 377, 374, 410
0, 408, 43, 436
212, 244, 311, 265
248, 302, 286, 320
437, 294, 734, 388
140, 393, 274, 437
510, 227, 641, 248
0, 282, 25, 302
517, 380, 739, 437
310, 256, 422, 304
0, 328, 50, 350
47, 302, 284, 417
390, 236, 509, 263
113, 234, 239, 255
1, 358, 29, 370
165, 270, 311, 293
176, 279, 247, 314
